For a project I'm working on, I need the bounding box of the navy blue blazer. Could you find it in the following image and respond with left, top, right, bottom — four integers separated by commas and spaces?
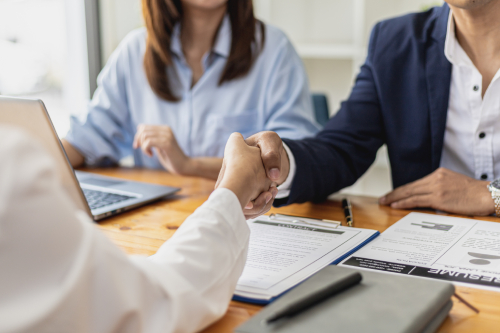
278, 4, 453, 206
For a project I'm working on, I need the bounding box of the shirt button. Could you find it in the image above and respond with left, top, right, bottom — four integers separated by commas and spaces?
479, 132, 486, 139
481, 174, 488, 180
473, 85, 480, 91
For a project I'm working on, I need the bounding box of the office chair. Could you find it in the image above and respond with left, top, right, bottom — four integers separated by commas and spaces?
311, 93, 330, 127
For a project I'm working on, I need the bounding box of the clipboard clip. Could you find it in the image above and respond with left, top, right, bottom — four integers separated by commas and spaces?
269, 213, 341, 230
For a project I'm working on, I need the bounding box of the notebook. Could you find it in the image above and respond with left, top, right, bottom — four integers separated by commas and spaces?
234, 215, 379, 303
236, 266, 455, 333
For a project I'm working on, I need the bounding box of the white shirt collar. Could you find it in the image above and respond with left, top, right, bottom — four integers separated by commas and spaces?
444, 10, 474, 68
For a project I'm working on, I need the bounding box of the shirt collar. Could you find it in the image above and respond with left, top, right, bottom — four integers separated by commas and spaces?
444, 10, 474, 68
170, 14, 231, 59
212, 14, 231, 58
170, 23, 183, 58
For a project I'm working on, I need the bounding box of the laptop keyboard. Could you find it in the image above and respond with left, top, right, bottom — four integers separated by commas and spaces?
82, 188, 134, 210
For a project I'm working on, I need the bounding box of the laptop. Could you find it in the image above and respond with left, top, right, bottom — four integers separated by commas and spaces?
0, 96, 179, 220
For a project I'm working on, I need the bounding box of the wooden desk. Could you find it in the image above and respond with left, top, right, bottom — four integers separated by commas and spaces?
88, 168, 500, 333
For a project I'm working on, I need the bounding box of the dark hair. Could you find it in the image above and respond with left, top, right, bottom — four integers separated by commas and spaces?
142, 0, 265, 101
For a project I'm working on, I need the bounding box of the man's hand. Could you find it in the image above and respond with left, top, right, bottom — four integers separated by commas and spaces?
241, 131, 289, 218
379, 168, 495, 216
133, 124, 191, 175
215, 133, 276, 209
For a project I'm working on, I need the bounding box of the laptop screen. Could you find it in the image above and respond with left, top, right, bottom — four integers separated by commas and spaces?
0, 97, 91, 217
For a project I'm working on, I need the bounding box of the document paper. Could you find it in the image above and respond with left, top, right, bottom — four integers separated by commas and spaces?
341, 212, 500, 291
235, 216, 378, 301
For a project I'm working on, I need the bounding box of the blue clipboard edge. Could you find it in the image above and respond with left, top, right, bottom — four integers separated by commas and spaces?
232, 230, 380, 305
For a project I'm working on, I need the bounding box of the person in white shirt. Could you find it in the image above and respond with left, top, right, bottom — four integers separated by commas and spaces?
0, 125, 275, 333
239, 0, 500, 219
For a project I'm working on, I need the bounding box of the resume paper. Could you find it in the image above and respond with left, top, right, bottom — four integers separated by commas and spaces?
341, 212, 500, 290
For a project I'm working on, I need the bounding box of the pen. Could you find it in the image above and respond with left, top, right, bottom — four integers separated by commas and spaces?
265, 272, 362, 324
269, 213, 341, 229
342, 198, 353, 227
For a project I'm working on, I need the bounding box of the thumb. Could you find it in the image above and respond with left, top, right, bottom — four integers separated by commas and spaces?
224, 132, 246, 155
246, 132, 283, 182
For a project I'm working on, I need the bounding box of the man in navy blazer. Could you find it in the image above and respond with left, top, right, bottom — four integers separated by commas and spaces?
238, 1, 500, 218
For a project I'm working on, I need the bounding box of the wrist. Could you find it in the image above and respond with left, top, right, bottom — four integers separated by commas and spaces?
218, 176, 253, 209
179, 157, 196, 176
486, 180, 499, 215
277, 147, 290, 185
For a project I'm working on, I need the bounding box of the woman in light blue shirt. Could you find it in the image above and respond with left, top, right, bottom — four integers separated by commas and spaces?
63, 0, 320, 179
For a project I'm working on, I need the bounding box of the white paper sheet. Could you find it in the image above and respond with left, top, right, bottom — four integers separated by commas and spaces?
235, 216, 378, 300
341, 212, 500, 291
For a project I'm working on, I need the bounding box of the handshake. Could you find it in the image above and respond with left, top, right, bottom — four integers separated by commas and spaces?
215, 131, 288, 219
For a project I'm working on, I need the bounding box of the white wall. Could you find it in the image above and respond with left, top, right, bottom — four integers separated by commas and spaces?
98, 0, 444, 197
99, 0, 143, 62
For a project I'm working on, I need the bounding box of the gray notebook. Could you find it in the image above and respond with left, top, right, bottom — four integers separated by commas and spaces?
236, 266, 455, 333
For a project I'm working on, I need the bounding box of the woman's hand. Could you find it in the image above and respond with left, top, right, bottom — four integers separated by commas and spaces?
215, 133, 277, 210
133, 124, 191, 175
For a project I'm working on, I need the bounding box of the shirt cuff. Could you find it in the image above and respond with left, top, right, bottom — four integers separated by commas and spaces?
275, 142, 296, 199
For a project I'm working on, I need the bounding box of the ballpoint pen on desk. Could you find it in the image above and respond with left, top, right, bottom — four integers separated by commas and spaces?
269, 213, 341, 230
342, 198, 353, 227
264, 272, 362, 324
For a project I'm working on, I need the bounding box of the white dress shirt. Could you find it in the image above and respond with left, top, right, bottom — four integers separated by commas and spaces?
278, 11, 500, 197
441, 11, 500, 181
0, 126, 249, 333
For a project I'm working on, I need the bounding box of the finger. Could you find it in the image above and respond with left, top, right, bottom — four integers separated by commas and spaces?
380, 178, 433, 205
253, 191, 274, 207
133, 127, 145, 149
243, 189, 276, 219
243, 191, 270, 214
245, 186, 277, 210
269, 186, 278, 198
390, 194, 433, 210
244, 199, 274, 219
246, 132, 283, 181
141, 137, 163, 157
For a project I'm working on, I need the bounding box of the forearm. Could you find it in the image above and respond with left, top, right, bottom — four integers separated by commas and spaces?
184, 157, 223, 180
279, 135, 380, 205
144, 189, 249, 331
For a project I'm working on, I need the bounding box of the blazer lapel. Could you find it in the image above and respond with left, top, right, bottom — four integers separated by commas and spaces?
425, 4, 452, 170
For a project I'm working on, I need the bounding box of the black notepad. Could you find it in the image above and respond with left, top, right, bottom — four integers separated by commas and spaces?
236, 266, 455, 333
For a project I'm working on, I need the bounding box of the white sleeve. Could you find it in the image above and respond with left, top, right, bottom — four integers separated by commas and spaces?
0, 126, 249, 333
275, 142, 297, 199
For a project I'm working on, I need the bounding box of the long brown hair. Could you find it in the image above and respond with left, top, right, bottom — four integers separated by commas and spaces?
142, 0, 265, 101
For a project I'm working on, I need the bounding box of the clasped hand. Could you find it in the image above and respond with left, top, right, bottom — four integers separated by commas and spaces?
133, 124, 189, 175
379, 167, 494, 216
215, 133, 278, 209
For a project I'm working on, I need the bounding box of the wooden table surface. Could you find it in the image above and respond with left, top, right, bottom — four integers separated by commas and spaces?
87, 168, 500, 333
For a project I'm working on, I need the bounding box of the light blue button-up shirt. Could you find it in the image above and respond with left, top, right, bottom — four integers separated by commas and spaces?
66, 16, 320, 168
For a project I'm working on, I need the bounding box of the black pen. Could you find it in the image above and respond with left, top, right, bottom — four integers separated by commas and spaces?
342, 198, 353, 227
265, 272, 362, 324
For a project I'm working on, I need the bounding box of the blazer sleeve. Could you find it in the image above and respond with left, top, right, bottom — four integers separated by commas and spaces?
276, 23, 386, 206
